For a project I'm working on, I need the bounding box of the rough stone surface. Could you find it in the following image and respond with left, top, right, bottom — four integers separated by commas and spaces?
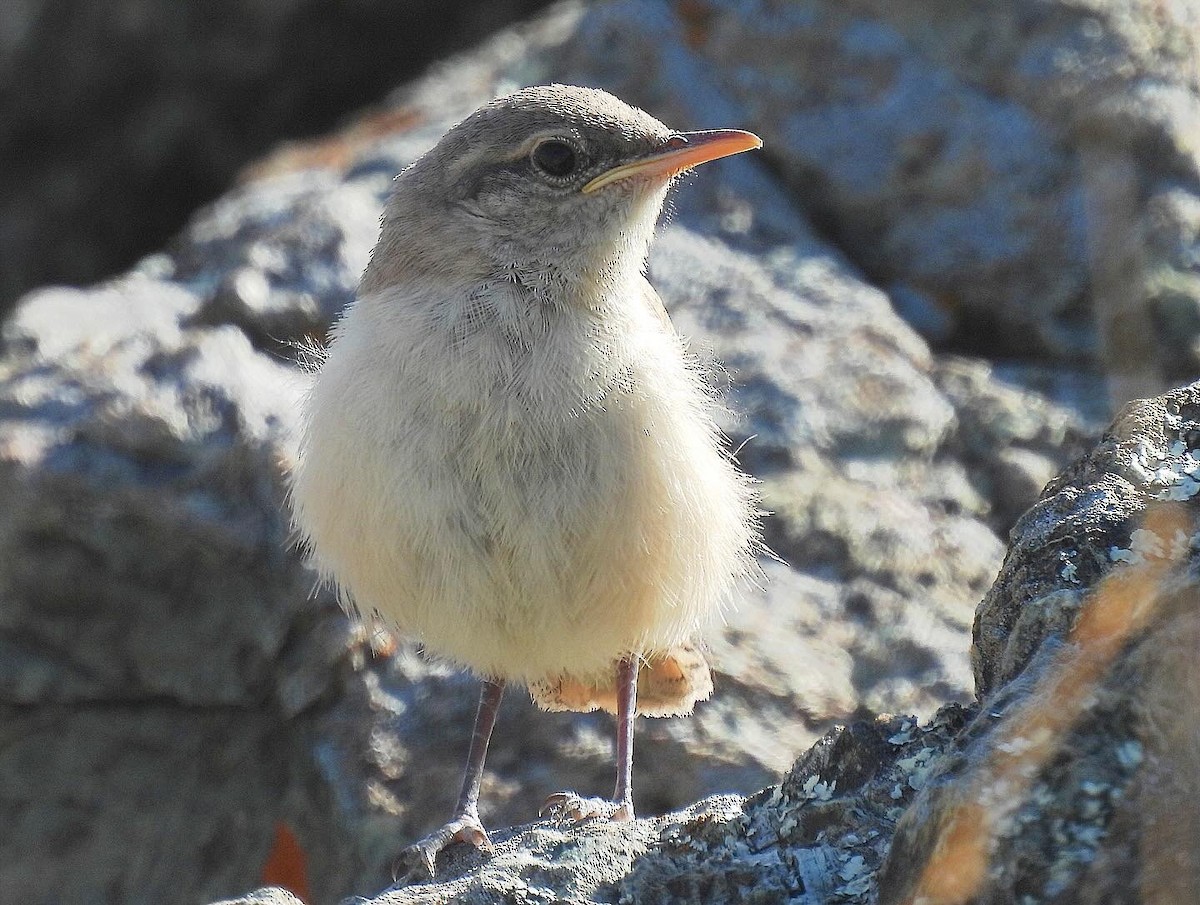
685, 0, 1200, 380
213, 891, 307, 905
0, 286, 300, 703
349, 710, 972, 905
881, 384, 1200, 904
973, 384, 1200, 697
934, 357, 1097, 533
11, 0, 1200, 384
0, 276, 376, 903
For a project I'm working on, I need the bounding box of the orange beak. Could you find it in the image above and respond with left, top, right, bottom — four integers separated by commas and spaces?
581, 129, 763, 194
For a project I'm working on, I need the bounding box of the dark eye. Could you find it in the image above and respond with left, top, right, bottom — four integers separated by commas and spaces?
531, 139, 579, 179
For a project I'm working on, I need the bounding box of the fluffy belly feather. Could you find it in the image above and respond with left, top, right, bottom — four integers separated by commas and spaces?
290, 289, 754, 685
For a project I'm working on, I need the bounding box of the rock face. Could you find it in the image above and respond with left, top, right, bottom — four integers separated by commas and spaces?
880, 385, 1200, 904
2, 0, 1197, 904
0, 280, 358, 903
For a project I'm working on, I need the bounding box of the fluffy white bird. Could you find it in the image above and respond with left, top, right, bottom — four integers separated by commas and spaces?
290, 84, 762, 874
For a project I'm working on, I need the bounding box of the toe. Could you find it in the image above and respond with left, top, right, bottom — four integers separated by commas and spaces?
456, 820, 492, 852
540, 792, 629, 824
392, 814, 493, 882
610, 801, 634, 822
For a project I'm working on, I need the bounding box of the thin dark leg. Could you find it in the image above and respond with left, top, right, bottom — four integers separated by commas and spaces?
539, 657, 640, 824
394, 677, 506, 880
612, 656, 639, 819
456, 678, 506, 817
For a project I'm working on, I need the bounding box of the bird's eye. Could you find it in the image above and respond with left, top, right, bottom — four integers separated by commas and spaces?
531, 139, 579, 179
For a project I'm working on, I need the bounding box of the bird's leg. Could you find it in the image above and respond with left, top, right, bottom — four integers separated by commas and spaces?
453, 677, 507, 823
395, 678, 505, 880
611, 655, 638, 820
542, 656, 639, 823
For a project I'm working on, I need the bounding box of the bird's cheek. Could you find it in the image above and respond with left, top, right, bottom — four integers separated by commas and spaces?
452, 199, 497, 226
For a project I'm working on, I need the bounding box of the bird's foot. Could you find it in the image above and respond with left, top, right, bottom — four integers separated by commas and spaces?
392, 812, 492, 882
540, 791, 634, 824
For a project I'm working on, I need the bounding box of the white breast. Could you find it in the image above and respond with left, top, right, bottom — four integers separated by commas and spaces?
289, 274, 756, 686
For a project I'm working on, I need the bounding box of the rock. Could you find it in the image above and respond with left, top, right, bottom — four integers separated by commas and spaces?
10, 0, 1200, 394
212, 890, 308, 905
364, 710, 971, 905
0, 279, 308, 706
562, 0, 1200, 385
882, 383, 1200, 903
0, 273, 383, 902
934, 356, 1097, 532
172, 173, 381, 349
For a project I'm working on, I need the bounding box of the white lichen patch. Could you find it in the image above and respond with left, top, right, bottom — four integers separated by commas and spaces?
1144, 438, 1200, 500
997, 726, 1055, 759
1109, 526, 1194, 565
1124, 440, 1162, 484
800, 774, 837, 802
835, 853, 873, 897
1170, 529, 1193, 560
1110, 527, 1166, 563
765, 785, 784, 809
1154, 474, 1200, 501
1125, 428, 1200, 500
895, 746, 937, 792
1115, 739, 1143, 769
887, 720, 916, 745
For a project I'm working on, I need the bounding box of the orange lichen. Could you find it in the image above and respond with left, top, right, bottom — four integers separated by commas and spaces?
901, 504, 1192, 904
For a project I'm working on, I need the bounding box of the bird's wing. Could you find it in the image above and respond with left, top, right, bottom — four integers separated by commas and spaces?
636, 275, 677, 335
528, 642, 713, 718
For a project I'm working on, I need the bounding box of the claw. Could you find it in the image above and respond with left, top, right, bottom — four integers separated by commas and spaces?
540, 791, 634, 824
392, 813, 492, 883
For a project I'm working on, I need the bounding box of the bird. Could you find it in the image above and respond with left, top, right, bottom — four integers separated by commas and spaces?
288, 84, 762, 876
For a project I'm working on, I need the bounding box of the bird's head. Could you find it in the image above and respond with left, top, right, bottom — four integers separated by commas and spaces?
362, 85, 761, 295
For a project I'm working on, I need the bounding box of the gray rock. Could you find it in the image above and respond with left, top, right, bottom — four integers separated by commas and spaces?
371, 710, 971, 905
0, 273, 392, 902
10, 0, 1200, 393
173, 173, 381, 348
934, 356, 1098, 532
882, 382, 1200, 904
973, 383, 1200, 697
1, 707, 288, 904
211, 890, 308, 905
560, 0, 1200, 384
424, 0, 1200, 387
0, 281, 310, 706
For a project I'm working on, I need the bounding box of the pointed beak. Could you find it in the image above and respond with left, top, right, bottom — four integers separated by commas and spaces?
581, 129, 763, 194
